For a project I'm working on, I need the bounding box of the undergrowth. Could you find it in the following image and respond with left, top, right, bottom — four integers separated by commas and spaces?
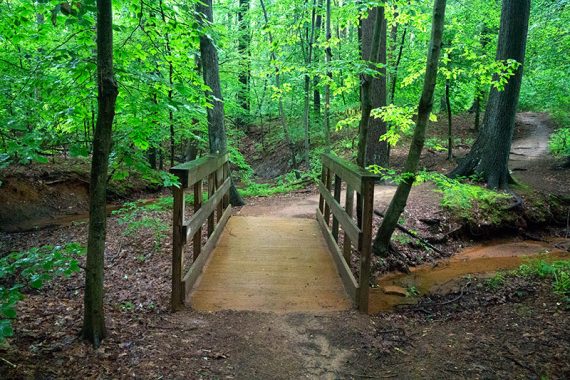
0, 243, 84, 342
487, 258, 570, 305
368, 166, 512, 224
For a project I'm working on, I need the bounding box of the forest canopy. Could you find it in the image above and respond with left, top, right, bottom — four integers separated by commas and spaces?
1, 0, 568, 182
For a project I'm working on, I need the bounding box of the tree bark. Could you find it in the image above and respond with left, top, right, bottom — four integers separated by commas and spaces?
373, 0, 447, 257
449, 0, 530, 189
323, 0, 332, 150
445, 78, 452, 160
197, 0, 245, 205
357, 6, 385, 168
236, 0, 250, 130
361, 7, 389, 168
313, 0, 324, 116
302, 0, 318, 167
82, 0, 118, 347
389, 26, 407, 104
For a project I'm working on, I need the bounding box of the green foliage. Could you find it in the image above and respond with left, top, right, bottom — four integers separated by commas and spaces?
549, 128, 570, 158
518, 260, 570, 299
486, 272, 506, 290
370, 105, 437, 147
425, 137, 447, 152
488, 259, 570, 305
0, 243, 84, 342
114, 202, 169, 252
421, 172, 511, 221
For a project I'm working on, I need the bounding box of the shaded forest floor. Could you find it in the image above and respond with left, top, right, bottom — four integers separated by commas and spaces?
1, 112, 569, 378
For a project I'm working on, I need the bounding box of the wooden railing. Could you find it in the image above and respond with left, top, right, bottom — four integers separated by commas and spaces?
170, 154, 231, 311
316, 153, 378, 312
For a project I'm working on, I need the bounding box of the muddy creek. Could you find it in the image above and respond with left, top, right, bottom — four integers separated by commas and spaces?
369, 239, 570, 314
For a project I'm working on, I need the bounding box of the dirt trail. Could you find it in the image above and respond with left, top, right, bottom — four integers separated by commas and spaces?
510, 112, 552, 159
237, 186, 397, 218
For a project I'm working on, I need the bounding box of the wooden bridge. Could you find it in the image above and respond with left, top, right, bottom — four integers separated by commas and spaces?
170, 153, 378, 313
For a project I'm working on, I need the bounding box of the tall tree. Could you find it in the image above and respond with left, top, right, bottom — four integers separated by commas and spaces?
450, 0, 531, 189
82, 0, 119, 347
236, 0, 250, 130
361, 6, 389, 168
373, 0, 447, 256
323, 0, 332, 149
197, 0, 245, 205
357, 5, 385, 168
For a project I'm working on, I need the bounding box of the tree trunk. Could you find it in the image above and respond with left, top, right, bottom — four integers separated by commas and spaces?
302, 0, 318, 167
260, 0, 300, 178
236, 0, 250, 130
313, 0, 324, 116
358, 6, 388, 168
445, 78, 452, 160
158, 0, 175, 167
82, 0, 119, 347
373, 0, 446, 256
389, 26, 407, 104
197, 0, 245, 205
362, 7, 388, 168
449, 0, 530, 189
323, 0, 332, 150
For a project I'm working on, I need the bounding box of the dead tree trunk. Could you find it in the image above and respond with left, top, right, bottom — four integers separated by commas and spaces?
82, 0, 119, 348
373, 0, 447, 257
449, 0, 531, 189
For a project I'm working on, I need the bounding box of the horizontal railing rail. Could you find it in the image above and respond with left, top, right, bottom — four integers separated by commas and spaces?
170, 153, 231, 311
316, 153, 378, 312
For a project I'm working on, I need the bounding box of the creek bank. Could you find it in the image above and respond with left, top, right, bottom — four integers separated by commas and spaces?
369, 238, 570, 313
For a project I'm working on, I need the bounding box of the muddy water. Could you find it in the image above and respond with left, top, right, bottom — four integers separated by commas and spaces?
368, 239, 570, 314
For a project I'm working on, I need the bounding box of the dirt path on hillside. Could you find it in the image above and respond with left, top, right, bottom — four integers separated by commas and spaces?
509, 112, 569, 195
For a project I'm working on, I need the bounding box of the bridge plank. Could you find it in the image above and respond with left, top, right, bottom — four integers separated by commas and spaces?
190, 216, 352, 312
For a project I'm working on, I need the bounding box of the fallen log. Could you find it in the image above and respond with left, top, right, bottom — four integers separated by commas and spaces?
374, 209, 445, 255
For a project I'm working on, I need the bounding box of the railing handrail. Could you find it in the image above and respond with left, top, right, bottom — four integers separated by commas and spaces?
317, 153, 378, 312
170, 153, 231, 311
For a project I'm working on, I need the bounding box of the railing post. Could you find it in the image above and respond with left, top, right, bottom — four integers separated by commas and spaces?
332, 174, 342, 241
343, 185, 354, 262
358, 178, 374, 313
318, 162, 326, 213
171, 186, 185, 311
193, 180, 203, 261
223, 161, 230, 209
324, 168, 332, 225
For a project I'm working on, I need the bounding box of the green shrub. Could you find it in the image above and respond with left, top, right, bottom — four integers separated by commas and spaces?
0, 243, 84, 342
549, 128, 570, 157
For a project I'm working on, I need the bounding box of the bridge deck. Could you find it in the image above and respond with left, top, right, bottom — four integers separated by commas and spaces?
190, 216, 352, 312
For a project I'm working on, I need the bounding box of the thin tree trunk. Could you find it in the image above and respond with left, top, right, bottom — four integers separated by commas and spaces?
323, 0, 332, 150
446, 78, 452, 160
313, 0, 324, 116
197, 0, 245, 205
449, 0, 530, 189
302, 0, 317, 167
390, 26, 407, 104
237, 0, 250, 130
82, 0, 119, 347
260, 0, 300, 178
158, 0, 175, 167
373, 0, 446, 257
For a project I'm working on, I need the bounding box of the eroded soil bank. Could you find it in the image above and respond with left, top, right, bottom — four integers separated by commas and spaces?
370, 239, 569, 313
